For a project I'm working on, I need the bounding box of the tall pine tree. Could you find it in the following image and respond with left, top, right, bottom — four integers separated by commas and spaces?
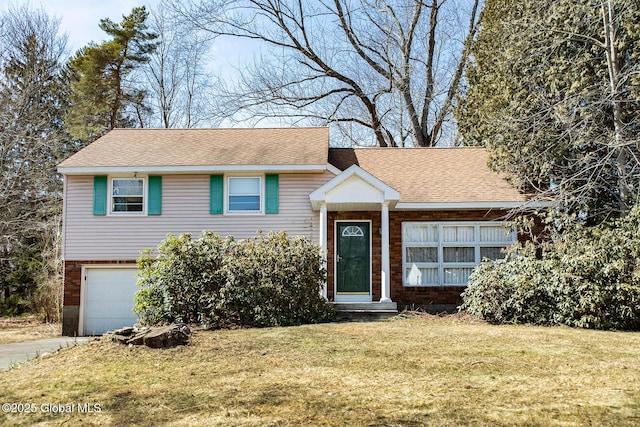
66, 6, 157, 143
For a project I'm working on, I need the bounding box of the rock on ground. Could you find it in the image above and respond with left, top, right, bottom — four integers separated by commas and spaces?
109, 324, 191, 348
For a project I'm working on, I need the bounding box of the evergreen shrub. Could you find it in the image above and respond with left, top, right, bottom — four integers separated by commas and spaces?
461, 206, 640, 330
135, 231, 334, 328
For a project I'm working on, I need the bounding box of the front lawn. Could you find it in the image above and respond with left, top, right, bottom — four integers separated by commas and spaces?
1, 314, 639, 426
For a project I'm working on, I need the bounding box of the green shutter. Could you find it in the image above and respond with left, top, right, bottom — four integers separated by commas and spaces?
93, 176, 107, 215
265, 174, 279, 214
148, 176, 162, 215
210, 175, 223, 214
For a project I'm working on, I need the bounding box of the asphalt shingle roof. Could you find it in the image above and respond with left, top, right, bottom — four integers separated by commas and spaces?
328, 147, 526, 204
58, 127, 525, 204
58, 127, 329, 168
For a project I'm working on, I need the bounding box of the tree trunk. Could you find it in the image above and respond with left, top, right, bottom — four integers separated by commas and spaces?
601, 0, 629, 216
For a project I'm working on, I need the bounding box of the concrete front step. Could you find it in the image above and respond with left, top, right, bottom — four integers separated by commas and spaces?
332, 301, 398, 321
332, 301, 398, 311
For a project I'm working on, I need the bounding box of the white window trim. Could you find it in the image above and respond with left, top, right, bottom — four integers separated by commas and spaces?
109, 176, 147, 216
224, 174, 265, 215
402, 221, 517, 287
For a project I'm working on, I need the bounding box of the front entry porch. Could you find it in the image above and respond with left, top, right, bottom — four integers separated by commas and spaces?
309, 165, 400, 307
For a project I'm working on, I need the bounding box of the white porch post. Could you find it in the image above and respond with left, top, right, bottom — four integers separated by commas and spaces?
319, 202, 328, 299
380, 201, 391, 302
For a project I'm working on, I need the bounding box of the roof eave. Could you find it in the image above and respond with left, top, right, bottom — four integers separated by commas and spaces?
57, 164, 329, 175
393, 201, 555, 210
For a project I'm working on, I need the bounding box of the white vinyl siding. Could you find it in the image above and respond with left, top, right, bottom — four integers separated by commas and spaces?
63, 172, 334, 260
403, 222, 516, 287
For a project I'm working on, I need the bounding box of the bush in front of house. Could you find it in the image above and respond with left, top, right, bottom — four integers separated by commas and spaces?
217, 231, 334, 327
135, 230, 334, 328
135, 231, 233, 326
460, 244, 560, 326
461, 206, 640, 330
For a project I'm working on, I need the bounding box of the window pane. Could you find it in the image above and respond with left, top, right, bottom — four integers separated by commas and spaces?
113, 197, 143, 212
480, 246, 506, 260
403, 224, 438, 243
113, 179, 143, 196
342, 226, 364, 237
443, 268, 473, 284
405, 266, 438, 285
443, 247, 475, 263
229, 177, 260, 195
480, 225, 513, 242
406, 247, 437, 263
442, 226, 474, 242
229, 195, 260, 211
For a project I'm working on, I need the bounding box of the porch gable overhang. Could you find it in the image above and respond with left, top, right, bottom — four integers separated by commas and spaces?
309, 165, 400, 211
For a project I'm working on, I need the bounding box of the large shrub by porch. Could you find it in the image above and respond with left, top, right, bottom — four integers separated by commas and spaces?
461, 206, 640, 330
135, 231, 334, 328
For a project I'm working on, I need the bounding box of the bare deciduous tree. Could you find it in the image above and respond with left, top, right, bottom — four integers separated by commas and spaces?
143, 3, 220, 128
168, 0, 481, 147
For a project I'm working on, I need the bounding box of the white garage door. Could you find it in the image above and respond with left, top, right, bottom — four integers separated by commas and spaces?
83, 267, 140, 336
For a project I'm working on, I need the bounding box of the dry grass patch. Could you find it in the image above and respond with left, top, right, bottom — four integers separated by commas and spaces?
0, 317, 60, 344
1, 315, 639, 426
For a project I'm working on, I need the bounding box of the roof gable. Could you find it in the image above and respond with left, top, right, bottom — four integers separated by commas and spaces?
309, 164, 400, 210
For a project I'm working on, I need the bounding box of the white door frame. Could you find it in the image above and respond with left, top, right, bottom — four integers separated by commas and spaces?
333, 220, 373, 302
79, 264, 138, 336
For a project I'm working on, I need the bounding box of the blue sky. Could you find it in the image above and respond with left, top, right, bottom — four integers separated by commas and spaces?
1, 0, 257, 70
2, 1, 162, 52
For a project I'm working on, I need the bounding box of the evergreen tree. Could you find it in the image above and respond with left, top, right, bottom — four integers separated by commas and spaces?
0, 5, 71, 315
457, 0, 640, 223
66, 6, 157, 143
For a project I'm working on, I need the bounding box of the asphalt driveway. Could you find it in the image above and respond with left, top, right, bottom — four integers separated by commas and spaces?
0, 337, 91, 370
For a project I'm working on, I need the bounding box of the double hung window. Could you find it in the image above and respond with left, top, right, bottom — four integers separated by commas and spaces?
111, 178, 144, 213
227, 177, 262, 212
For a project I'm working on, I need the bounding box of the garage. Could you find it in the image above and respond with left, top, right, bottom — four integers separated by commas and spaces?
82, 267, 140, 336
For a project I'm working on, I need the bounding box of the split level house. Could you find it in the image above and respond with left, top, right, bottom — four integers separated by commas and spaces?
58, 127, 537, 336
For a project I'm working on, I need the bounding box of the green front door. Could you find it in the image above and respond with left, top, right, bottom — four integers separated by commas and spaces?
336, 222, 371, 295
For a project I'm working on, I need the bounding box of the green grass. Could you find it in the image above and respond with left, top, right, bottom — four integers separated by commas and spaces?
1, 314, 639, 426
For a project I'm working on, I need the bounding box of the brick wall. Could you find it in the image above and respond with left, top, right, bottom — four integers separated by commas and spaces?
327, 209, 511, 308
